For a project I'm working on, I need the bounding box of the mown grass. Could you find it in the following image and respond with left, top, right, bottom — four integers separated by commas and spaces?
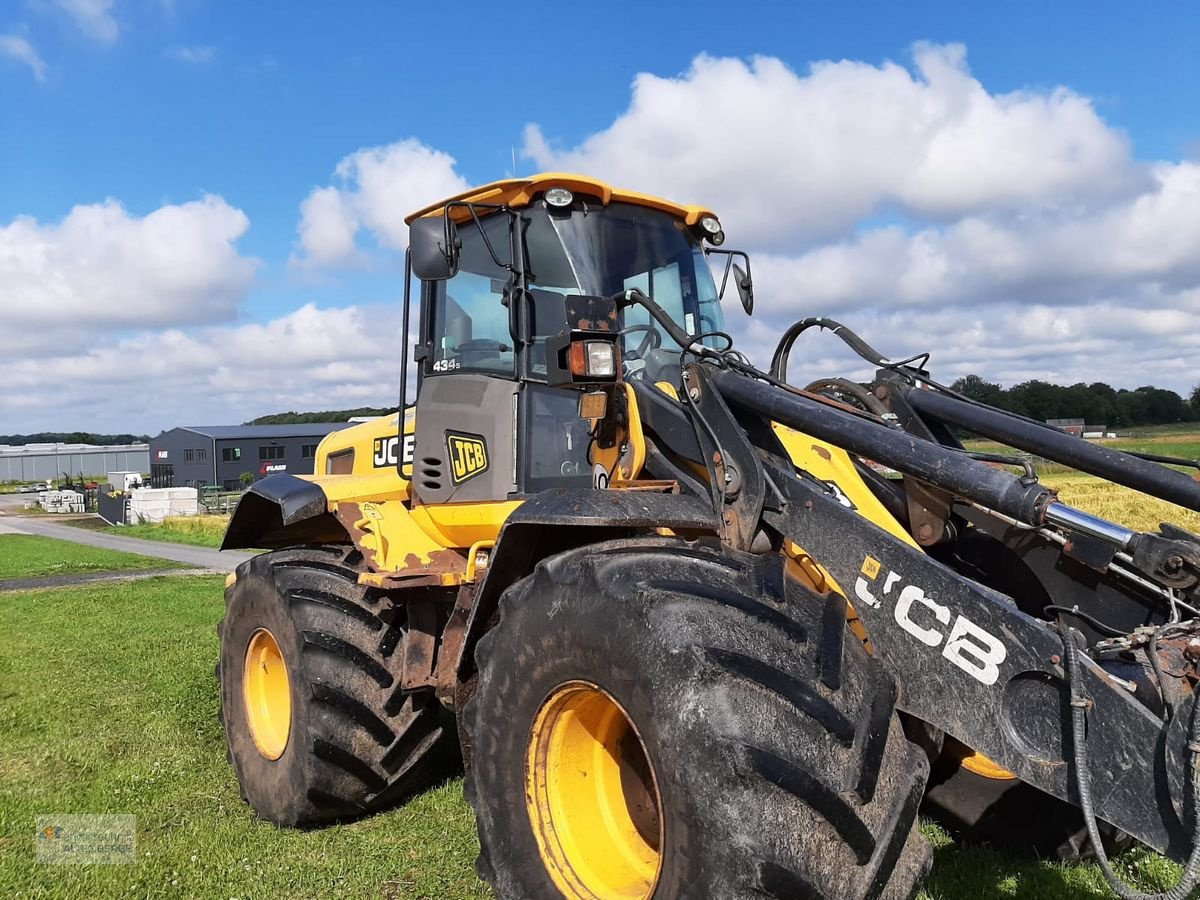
0, 534, 186, 580
0, 576, 488, 899
0, 572, 1185, 898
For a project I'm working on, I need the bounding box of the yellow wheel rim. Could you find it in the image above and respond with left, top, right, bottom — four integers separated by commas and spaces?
526, 681, 663, 899
243, 628, 292, 760
951, 740, 1017, 781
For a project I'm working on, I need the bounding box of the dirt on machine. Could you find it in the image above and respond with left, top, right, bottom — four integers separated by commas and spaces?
216, 173, 1200, 899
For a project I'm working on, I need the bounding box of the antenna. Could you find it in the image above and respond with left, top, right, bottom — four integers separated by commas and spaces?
511, 146, 517, 177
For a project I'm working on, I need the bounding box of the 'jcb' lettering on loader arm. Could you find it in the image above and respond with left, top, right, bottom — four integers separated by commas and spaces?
446, 432, 489, 484
855, 555, 1007, 686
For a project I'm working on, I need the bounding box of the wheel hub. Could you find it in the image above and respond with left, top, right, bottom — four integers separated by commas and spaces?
243, 628, 292, 760
526, 681, 663, 899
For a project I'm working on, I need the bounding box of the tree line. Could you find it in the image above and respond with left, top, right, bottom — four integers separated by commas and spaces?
245, 407, 397, 425
949, 376, 1199, 428
0, 432, 150, 446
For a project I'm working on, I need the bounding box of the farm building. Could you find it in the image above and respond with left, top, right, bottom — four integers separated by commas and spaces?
0, 442, 149, 482
148, 423, 355, 490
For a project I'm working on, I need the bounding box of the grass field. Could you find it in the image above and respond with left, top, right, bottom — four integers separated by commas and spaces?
69, 515, 230, 549
0, 568, 1184, 897
0, 576, 487, 899
118, 515, 229, 548
0, 534, 185, 580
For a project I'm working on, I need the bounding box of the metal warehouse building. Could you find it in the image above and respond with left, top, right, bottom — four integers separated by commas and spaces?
0, 443, 149, 483
148, 424, 355, 490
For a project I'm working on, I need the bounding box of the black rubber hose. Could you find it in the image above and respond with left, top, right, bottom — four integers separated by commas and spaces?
771, 317, 899, 380
804, 378, 890, 417
1063, 626, 1200, 899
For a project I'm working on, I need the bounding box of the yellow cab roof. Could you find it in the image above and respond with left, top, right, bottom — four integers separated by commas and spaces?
403, 172, 716, 226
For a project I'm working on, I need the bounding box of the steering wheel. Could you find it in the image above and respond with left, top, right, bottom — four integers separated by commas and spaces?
618, 324, 662, 360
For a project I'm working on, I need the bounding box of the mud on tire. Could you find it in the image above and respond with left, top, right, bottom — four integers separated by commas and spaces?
464, 537, 932, 899
218, 545, 456, 826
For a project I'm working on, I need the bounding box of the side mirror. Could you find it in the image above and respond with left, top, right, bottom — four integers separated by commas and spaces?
732, 262, 753, 315
707, 248, 754, 316
409, 216, 459, 281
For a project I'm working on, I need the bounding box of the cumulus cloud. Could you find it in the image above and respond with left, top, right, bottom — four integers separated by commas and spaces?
0, 34, 47, 81
0, 195, 257, 330
522, 44, 1200, 395
165, 44, 215, 64
294, 139, 471, 267
0, 304, 402, 433
524, 44, 1136, 247
51, 0, 118, 42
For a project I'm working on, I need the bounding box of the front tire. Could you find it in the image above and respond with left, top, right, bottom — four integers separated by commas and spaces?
218, 545, 455, 825
465, 538, 932, 899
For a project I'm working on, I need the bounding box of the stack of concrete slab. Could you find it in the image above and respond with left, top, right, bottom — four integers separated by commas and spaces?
38, 490, 85, 514
129, 487, 198, 523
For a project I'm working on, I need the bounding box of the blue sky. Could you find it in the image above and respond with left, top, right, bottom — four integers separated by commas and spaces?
2, 1, 1199, 432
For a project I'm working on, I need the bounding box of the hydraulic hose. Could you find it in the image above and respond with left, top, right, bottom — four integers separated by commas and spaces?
1063, 626, 1200, 899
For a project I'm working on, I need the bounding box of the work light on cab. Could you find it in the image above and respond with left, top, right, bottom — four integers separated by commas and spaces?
544, 187, 574, 208
570, 341, 616, 379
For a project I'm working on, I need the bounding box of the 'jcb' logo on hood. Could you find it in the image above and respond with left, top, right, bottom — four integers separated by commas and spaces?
446, 432, 489, 484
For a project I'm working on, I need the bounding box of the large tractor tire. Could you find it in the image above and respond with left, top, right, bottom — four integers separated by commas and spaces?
218, 545, 455, 825
923, 738, 1131, 861
464, 537, 932, 900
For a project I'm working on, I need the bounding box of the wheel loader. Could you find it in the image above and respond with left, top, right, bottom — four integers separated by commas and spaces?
218, 173, 1200, 899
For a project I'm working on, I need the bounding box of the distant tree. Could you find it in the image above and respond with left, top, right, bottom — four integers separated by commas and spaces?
950, 375, 1004, 406
245, 407, 396, 425
239, 471, 255, 487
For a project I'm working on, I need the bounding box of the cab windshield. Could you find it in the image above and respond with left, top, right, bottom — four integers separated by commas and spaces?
425, 200, 725, 380
524, 201, 725, 361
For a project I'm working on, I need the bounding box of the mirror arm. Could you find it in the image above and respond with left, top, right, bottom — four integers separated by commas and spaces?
445, 201, 514, 272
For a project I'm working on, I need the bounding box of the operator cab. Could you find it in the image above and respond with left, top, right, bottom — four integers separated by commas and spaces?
404, 174, 747, 505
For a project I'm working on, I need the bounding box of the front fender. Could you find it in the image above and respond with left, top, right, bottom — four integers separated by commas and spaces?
221, 474, 341, 550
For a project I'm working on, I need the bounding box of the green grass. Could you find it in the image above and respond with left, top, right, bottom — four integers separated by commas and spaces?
0, 575, 1183, 899
117, 515, 229, 549
0, 534, 186, 580
0, 576, 488, 899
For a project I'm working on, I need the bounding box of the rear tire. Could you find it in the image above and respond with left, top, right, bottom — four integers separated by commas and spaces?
465, 537, 932, 899
218, 545, 456, 825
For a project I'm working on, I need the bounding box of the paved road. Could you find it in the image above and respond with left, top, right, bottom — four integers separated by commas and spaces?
1, 517, 254, 572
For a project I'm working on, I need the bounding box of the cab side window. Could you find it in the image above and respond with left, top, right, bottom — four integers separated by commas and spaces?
429, 215, 515, 376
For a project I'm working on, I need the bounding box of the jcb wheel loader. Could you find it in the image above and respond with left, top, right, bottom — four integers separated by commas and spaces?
219, 173, 1200, 899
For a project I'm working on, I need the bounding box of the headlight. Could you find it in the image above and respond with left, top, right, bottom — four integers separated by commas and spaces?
544, 187, 574, 208
569, 340, 617, 379
699, 216, 721, 234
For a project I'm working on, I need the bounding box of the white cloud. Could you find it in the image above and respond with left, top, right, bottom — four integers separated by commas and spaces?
524, 44, 1136, 248
165, 44, 215, 64
0, 304, 402, 433
294, 139, 471, 267
0, 34, 47, 81
52, 0, 118, 43
0, 195, 257, 330
521, 44, 1200, 397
